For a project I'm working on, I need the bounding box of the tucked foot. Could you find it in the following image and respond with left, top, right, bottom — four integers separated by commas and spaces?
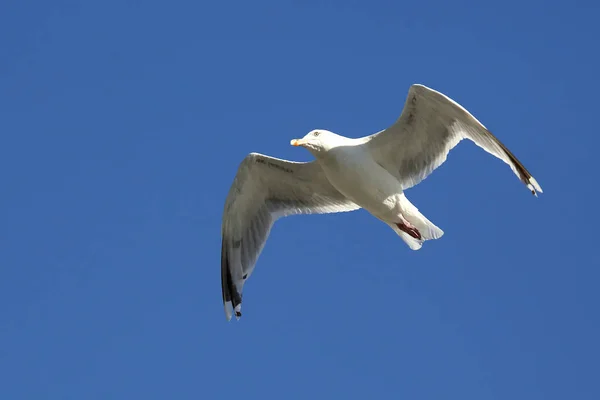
395, 221, 422, 240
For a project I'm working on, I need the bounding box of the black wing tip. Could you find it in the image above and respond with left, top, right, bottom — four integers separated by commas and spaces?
221, 236, 244, 321
493, 137, 543, 197
223, 301, 243, 321
522, 175, 543, 197
520, 173, 543, 197
528, 176, 543, 196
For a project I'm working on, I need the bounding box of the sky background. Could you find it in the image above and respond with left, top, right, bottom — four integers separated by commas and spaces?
1, 1, 599, 399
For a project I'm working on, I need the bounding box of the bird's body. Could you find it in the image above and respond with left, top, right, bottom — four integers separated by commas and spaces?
220, 84, 543, 320
315, 138, 439, 244
319, 142, 399, 218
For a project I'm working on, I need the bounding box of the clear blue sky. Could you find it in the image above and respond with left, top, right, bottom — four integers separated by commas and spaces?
1, 1, 598, 399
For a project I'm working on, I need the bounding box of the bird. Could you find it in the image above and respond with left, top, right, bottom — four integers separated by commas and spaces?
220, 83, 542, 321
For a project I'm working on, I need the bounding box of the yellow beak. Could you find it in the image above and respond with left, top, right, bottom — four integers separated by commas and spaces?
290, 139, 305, 146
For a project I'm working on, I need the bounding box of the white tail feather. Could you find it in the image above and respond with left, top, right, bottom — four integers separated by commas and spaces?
388, 195, 444, 250
388, 223, 424, 250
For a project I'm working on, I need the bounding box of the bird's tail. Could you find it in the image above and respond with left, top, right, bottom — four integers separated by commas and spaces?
387, 197, 444, 250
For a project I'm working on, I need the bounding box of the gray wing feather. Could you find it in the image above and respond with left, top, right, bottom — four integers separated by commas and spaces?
221, 153, 360, 320
365, 84, 543, 195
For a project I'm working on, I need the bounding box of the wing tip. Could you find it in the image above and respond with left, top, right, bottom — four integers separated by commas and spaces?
527, 176, 543, 197
222, 236, 244, 321
530, 176, 543, 193
223, 301, 242, 321
224, 301, 233, 321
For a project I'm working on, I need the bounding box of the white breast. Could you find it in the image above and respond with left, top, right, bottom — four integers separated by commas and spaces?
318, 146, 404, 220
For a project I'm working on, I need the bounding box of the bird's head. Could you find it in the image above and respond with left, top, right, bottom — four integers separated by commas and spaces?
290, 130, 344, 154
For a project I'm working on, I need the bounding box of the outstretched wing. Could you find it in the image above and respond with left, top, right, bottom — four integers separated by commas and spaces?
364, 84, 542, 195
221, 153, 360, 320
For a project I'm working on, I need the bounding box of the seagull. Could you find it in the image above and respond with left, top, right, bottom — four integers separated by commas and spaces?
221, 84, 542, 320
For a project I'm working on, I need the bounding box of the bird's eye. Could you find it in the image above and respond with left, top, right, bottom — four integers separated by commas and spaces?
313, 131, 320, 137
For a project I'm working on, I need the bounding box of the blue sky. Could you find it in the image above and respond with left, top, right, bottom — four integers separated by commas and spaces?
1, 1, 599, 399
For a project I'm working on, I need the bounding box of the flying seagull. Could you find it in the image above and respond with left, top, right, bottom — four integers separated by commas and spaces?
221, 84, 542, 320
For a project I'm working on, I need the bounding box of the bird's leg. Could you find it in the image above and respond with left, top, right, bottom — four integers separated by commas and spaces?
395, 216, 422, 240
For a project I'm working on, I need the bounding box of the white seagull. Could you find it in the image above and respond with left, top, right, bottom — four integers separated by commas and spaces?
221, 84, 542, 320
